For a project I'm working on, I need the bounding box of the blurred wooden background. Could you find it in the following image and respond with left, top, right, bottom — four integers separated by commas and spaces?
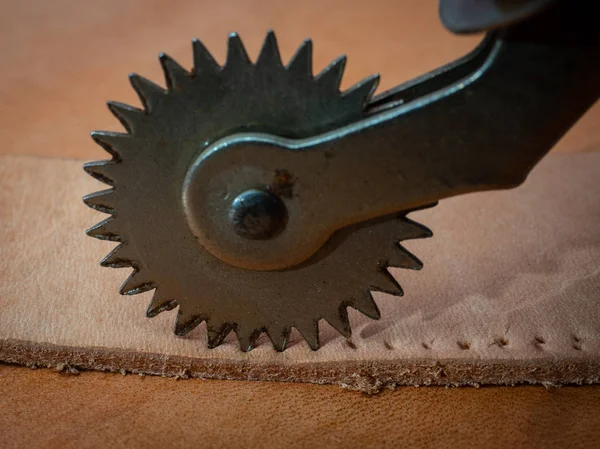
0, 0, 597, 160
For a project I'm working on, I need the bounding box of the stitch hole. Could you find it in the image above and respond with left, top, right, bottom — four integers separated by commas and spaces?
384, 341, 393, 350
345, 340, 357, 350
422, 342, 431, 350
535, 336, 545, 344
494, 337, 509, 348
457, 341, 471, 350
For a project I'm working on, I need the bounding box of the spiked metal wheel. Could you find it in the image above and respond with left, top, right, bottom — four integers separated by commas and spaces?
84, 31, 432, 351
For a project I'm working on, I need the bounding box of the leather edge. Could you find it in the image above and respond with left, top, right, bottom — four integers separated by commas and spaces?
2, 338, 599, 394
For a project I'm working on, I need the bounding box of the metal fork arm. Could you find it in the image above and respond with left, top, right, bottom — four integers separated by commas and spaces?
190, 0, 599, 270
299, 0, 600, 229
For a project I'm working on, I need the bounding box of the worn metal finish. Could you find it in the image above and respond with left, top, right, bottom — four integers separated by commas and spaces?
439, 0, 559, 33
84, 1, 599, 351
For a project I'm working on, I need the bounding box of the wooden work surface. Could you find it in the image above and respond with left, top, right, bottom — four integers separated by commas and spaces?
1, 0, 600, 447
2, 363, 600, 449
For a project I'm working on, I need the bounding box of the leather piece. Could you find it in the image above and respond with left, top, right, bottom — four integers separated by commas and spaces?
2, 363, 600, 449
1, 151, 599, 391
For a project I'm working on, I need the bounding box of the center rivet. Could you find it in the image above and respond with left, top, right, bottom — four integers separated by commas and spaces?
228, 189, 287, 240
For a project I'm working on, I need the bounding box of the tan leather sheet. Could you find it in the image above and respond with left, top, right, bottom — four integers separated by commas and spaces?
1, 151, 599, 391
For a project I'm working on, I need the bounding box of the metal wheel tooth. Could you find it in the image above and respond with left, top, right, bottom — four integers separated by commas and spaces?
129, 73, 165, 113
234, 326, 263, 352
256, 30, 282, 69
398, 217, 433, 240
146, 290, 177, 318
286, 38, 313, 77
324, 306, 352, 339
225, 32, 251, 70
295, 321, 320, 350
192, 38, 220, 75
83, 188, 115, 213
390, 245, 424, 270
86, 217, 122, 241
353, 293, 381, 320
174, 310, 205, 336
83, 161, 118, 185
265, 325, 291, 352
368, 258, 405, 295
106, 101, 144, 135
342, 73, 380, 106
100, 243, 136, 268
90, 131, 130, 160
159, 53, 191, 91
119, 269, 155, 295
315, 55, 347, 92
206, 321, 233, 348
